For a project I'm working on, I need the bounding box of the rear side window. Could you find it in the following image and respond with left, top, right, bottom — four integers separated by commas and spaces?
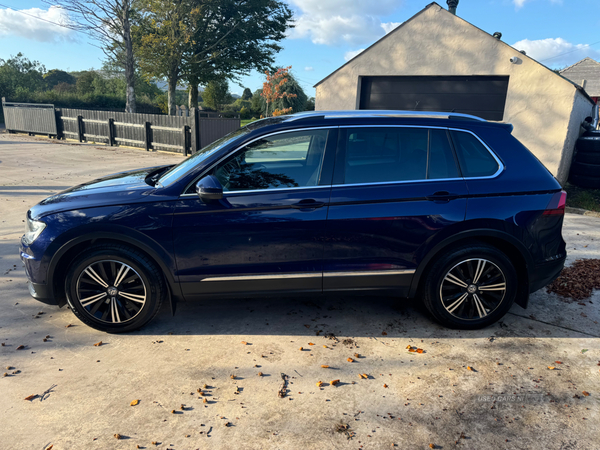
342, 127, 460, 184
450, 130, 499, 177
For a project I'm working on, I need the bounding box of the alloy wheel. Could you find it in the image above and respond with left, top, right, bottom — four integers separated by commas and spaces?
76, 260, 147, 324
439, 258, 507, 320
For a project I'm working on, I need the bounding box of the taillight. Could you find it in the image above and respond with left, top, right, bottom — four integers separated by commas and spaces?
543, 190, 567, 215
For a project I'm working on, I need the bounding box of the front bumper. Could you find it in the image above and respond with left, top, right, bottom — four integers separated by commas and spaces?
20, 245, 57, 305
26, 280, 58, 305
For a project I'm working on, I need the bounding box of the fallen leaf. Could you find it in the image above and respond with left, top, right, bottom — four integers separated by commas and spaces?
171, 410, 176, 414
316, 381, 323, 387
308, 343, 315, 346
582, 349, 589, 354
583, 391, 590, 397
354, 353, 360, 358
130, 399, 139, 406
548, 366, 556, 370
203, 398, 207, 403
330, 379, 340, 386
114, 434, 122, 440
258, 372, 263, 376
359, 373, 368, 379
382, 331, 387, 335
45, 445, 53, 450
241, 341, 247, 345
416, 348, 424, 354
93, 341, 102, 347
383, 384, 388, 388
65, 324, 72, 328
16, 345, 25, 350
347, 358, 354, 362
299, 347, 303, 351
467, 366, 474, 371
406, 345, 411, 349
323, 345, 327, 348
408, 348, 416, 353
555, 361, 563, 364
429, 445, 435, 449
321, 365, 329, 368
24, 394, 37, 401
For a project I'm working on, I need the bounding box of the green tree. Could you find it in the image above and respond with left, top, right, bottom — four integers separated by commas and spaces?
242, 87, 252, 100
137, 0, 293, 114
203, 78, 232, 112
0, 53, 46, 99
250, 88, 265, 116
44, 69, 76, 88
76, 71, 99, 95
305, 97, 315, 111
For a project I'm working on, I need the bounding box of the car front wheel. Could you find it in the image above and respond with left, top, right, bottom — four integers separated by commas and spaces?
423, 244, 517, 329
64, 244, 164, 333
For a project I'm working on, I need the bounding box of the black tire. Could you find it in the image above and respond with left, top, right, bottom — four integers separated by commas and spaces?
575, 151, 600, 165
569, 173, 600, 189
576, 135, 600, 153
65, 244, 164, 333
570, 161, 600, 177
423, 244, 517, 329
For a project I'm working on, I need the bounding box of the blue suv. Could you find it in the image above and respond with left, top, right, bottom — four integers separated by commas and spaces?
20, 111, 567, 332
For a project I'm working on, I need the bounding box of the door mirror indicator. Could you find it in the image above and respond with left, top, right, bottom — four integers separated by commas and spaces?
196, 175, 223, 202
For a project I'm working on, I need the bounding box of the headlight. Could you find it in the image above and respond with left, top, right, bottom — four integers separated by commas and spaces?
23, 216, 46, 245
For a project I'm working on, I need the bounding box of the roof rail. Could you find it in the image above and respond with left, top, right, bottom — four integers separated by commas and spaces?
285, 110, 487, 122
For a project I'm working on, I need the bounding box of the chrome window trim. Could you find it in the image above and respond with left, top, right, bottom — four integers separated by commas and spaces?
180, 126, 334, 198
324, 270, 415, 277
201, 273, 322, 282
448, 128, 505, 179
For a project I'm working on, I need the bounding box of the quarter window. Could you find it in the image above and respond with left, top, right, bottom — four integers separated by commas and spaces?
211, 129, 329, 192
450, 130, 499, 177
342, 127, 460, 184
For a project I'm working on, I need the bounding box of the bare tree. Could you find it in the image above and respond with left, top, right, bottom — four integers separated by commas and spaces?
44, 0, 137, 112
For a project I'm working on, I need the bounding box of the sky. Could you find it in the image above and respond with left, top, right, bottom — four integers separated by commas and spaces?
1, 0, 600, 98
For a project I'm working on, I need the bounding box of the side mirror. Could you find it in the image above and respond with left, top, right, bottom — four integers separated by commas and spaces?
196, 175, 223, 202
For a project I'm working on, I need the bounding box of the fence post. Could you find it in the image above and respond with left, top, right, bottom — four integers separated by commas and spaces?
182, 125, 189, 156
77, 115, 84, 142
107, 118, 114, 146
190, 108, 198, 154
145, 122, 151, 151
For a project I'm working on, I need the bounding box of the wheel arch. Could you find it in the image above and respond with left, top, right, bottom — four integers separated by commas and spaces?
409, 229, 533, 308
47, 227, 182, 312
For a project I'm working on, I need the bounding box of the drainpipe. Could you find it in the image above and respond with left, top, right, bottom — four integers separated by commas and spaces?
447, 0, 459, 15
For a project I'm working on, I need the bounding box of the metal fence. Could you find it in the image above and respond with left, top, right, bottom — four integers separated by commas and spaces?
2, 99, 241, 155
2, 100, 57, 135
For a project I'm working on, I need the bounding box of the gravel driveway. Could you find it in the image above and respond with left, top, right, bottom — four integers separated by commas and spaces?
1, 133, 599, 450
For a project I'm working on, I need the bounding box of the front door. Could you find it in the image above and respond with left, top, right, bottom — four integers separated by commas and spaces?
324, 126, 468, 295
173, 128, 337, 299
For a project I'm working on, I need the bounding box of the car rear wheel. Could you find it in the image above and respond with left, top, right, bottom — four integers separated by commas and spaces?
423, 245, 517, 329
65, 244, 164, 333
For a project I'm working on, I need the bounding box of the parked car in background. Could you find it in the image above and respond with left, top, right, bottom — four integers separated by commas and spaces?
20, 111, 567, 332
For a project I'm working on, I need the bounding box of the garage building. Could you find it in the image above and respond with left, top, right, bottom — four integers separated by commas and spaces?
315, 2, 595, 184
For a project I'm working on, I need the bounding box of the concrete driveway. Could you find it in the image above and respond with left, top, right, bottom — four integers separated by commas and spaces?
1, 133, 599, 450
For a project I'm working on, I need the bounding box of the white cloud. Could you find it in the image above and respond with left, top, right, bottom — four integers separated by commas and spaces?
513, 0, 562, 10
288, 0, 404, 46
512, 37, 600, 67
304, 66, 314, 71
381, 22, 402, 34
0, 6, 74, 42
344, 48, 365, 62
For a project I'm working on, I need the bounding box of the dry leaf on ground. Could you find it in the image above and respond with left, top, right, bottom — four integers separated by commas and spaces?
583, 391, 590, 397
548, 366, 556, 370
547, 259, 600, 300
321, 365, 329, 368
93, 341, 102, 347
241, 341, 247, 345
347, 358, 354, 362
467, 366, 474, 371
316, 381, 323, 387
130, 399, 139, 406
24, 394, 37, 401
330, 379, 340, 386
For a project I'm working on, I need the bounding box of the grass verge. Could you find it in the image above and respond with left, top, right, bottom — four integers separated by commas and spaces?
564, 182, 600, 212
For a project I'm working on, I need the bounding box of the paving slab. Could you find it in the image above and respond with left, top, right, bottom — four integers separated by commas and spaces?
1, 133, 599, 450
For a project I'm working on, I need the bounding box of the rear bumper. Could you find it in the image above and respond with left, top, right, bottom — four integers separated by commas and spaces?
529, 257, 565, 293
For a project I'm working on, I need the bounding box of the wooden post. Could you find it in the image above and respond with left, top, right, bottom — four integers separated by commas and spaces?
107, 118, 114, 146
145, 122, 151, 151
77, 115, 84, 142
182, 125, 189, 156
190, 108, 198, 154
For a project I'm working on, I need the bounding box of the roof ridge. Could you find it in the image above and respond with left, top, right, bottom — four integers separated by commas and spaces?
560, 57, 600, 73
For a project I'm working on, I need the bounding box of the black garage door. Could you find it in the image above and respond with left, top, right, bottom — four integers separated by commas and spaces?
359, 75, 510, 121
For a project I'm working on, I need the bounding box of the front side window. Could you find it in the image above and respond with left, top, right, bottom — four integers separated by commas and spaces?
342, 127, 460, 184
450, 130, 500, 177
211, 129, 329, 192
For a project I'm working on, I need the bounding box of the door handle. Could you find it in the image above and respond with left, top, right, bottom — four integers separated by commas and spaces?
291, 199, 326, 209
425, 191, 460, 202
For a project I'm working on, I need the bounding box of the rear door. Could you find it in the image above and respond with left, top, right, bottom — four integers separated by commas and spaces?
323, 126, 469, 295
